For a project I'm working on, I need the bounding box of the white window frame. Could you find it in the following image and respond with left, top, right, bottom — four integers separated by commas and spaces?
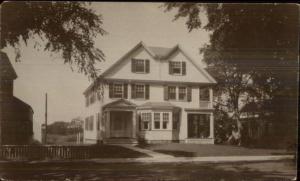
152, 112, 170, 130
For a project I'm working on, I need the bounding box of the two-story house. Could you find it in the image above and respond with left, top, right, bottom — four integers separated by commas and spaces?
83, 42, 217, 144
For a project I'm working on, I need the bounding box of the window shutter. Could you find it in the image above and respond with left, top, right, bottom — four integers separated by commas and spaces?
182, 62, 186, 75
131, 84, 136, 99
169, 62, 173, 74
145, 84, 150, 99
123, 83, 128, 99
131, 59, 136, 73
145, 59, 150, 73
164, 86, 169, 100
187, 86, 192, 102
109, 83, 113, 98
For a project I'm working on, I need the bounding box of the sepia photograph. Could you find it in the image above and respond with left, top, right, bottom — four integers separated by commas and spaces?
0, 2, 298, 181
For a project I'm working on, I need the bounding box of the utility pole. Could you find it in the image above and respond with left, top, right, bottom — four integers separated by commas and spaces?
44, 93, 48, 144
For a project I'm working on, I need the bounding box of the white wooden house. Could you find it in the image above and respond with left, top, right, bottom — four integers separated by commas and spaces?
83, 42, 217, 144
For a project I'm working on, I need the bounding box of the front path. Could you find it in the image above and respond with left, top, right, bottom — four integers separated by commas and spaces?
120, 144, 174, 159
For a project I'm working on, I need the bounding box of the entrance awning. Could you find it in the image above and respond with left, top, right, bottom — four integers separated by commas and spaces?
103, 99, 137, 109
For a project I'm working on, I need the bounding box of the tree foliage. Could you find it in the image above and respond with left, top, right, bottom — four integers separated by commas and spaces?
164, 3, 299, 146
1, 2, 106, 79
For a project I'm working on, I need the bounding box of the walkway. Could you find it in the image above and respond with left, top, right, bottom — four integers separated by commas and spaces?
120, 144, 174, 158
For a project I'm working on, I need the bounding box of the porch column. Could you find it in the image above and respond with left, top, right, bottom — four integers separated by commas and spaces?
209, 113, 214, 139
132, 111, 137, 138
209, 88, 213, 108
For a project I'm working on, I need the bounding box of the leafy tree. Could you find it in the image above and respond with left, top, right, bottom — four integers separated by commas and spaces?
1, 1, 106, 79
164, 3, 298, 146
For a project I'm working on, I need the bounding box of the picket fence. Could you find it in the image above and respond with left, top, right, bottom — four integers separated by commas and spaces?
0, 145, 116, 160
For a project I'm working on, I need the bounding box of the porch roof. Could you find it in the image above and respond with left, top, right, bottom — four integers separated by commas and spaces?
137, 102, 181, 111
103, 99, 137, 109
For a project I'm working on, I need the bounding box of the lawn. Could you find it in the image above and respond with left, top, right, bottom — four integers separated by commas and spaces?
138, 143, 294, 157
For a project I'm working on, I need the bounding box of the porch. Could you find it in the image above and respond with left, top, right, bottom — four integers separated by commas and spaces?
102, 99, 138, 144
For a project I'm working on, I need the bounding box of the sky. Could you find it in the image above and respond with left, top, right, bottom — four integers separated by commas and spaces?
3, 2, 210, 141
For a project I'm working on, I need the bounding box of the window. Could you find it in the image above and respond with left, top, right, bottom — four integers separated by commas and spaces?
169, 61, 186, 75
154, 113, 160, 129
132, 59, 150, 73
85, 116, 94, 131
165, 86, 191, 101
179, 87, 187, 100
132, 84, 149, 99
200, 87, 210, 101
188, 114, 210, 138
136, 59, 145, 72
172, 62, 181, 74
141, 113, 151, 130
168, 86, 176, 100
136, 84, 145, 98
113, 84, 123, 98
162, 113, 169, 129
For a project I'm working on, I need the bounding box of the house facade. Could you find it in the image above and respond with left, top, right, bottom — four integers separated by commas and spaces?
0, 51, 34, 145
83, 42, 217, 144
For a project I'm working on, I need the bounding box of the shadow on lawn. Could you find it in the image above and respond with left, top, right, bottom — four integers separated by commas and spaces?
0, 161, 296, 181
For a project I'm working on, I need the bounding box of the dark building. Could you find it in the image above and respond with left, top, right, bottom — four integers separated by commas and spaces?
0, 51, 33, 145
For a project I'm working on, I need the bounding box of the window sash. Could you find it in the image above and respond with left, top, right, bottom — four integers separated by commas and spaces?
171, 62, 182, 74
113, 84, 123, 98
168, 86, 176, 100
135, 59, 145, 72
179, 87, 187, 100
135, 84, 145, 98
154, 113, 160, 129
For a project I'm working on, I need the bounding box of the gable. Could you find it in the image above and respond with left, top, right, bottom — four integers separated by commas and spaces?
84, 42, 217, 95
101, 42, 216, 83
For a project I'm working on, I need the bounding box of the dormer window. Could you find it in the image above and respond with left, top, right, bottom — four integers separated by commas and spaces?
169, 61, 186, 75
132, 59, 150, 73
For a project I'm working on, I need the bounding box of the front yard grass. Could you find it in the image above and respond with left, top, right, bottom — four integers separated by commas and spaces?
138, 143, 294, 157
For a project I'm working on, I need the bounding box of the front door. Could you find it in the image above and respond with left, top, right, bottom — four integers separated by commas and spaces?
110, 111, 132, 138
187, 114, 210, 138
